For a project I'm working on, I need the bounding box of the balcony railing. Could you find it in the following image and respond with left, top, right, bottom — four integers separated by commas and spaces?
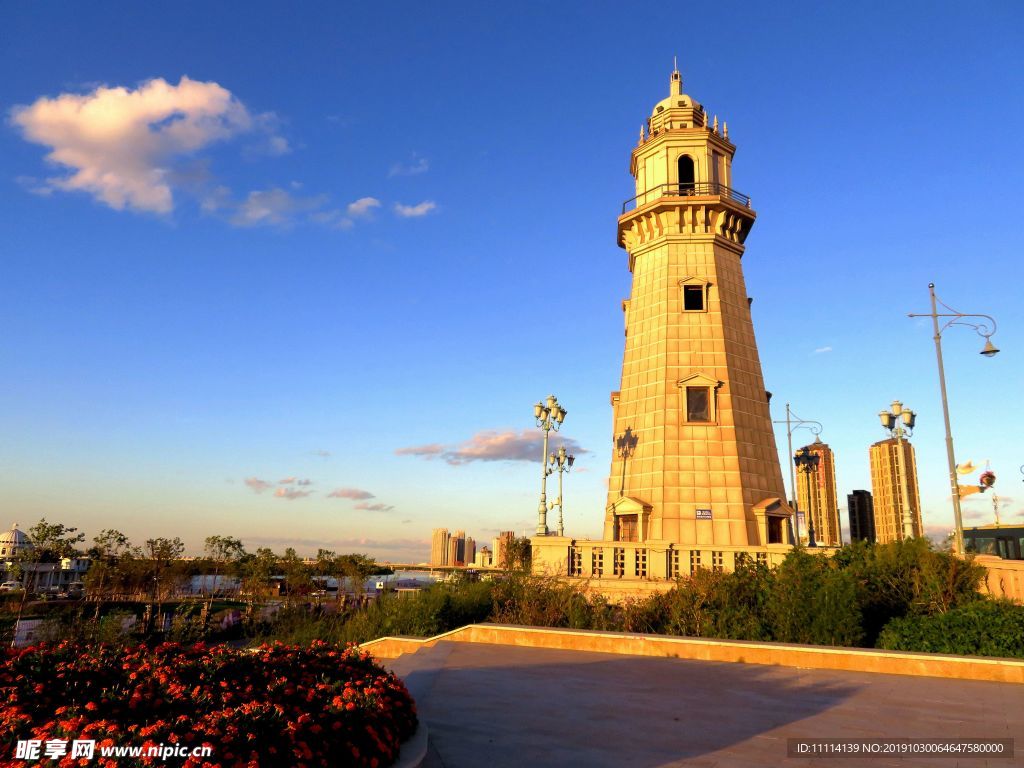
622, 182, 751, 213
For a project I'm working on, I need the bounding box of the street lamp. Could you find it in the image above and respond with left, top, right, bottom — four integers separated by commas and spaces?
549, 445, 575, 537
793, 447, 821, 547
908, 283, 999, 555
534, 395, 567, 536
879, 400, 918, 540
773, 403, 822, 545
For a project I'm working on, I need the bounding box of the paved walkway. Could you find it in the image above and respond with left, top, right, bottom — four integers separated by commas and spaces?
385, 641, 1024, 768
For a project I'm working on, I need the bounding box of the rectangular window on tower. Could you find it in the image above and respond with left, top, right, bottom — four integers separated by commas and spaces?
686, 387, 711, 422
683, 285, 705, 311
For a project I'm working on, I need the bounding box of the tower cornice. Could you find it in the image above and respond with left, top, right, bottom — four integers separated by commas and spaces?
617, 196, 755, 267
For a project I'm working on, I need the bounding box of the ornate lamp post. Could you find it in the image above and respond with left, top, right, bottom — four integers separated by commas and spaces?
548, 445, 575, 537
534, 395, 567, 536
774, 404, 822, 544
879, 400, 918, 540
793, 447, 821, 547
908, 284, 999, 555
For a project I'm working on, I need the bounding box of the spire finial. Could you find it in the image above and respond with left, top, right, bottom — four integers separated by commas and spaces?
669, 57, 682, 96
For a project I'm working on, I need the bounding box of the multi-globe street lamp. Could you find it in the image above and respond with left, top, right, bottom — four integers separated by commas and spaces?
879, 400, 918, 541
534, 395, 567, 536
908, 284, 999, 555
792, 447, 821, 547
773, 403, 822, 545
549, 445, 575, 537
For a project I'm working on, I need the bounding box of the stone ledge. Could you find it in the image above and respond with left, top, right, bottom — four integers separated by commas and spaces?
361, 623, 1024, 684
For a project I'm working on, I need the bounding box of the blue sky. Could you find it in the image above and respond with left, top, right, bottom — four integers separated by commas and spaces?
1, 2, 1021, 560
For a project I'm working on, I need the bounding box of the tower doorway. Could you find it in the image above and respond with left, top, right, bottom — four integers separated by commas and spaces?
678, 155, 695, 195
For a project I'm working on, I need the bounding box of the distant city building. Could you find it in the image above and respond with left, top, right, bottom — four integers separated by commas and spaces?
848, 490, 876, 543
474, 546, 492, 568
0, 523, 91, 593
448, 530, 467, 566
492, 531, 515, 569
430, 528, 450, 566
464, 537, 476, 566
869, 437, 922, 542
795, 438, 841, 546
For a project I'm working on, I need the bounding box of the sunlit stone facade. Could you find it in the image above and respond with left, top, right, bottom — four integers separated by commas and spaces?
533, 69, 795, 585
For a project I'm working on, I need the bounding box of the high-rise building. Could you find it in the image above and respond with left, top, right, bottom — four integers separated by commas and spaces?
848, 490, 876, 543
464, 537, 476, 566
795, 438, 841, 546
430, 528, 450, 566
492, 531, 515, 569
533, 67, 795, 581
869, 437, 922, 542
448, 530, 467, 566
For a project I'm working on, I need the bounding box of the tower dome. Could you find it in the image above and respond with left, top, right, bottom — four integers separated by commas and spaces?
647, 66, 707, 135
0, 523, 33, 557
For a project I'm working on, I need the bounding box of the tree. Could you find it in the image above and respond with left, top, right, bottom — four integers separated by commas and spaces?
280, 548, 311, 605
145, 537, 185, 632
28, 519, 85, 562
203, 535, 247, 596
84, 529, 136, 618
337, 553, 377, 598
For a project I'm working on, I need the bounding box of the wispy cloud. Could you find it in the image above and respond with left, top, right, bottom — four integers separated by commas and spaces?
394, 200, 436, 218
327, 487, 375, 500
274, 487, 313, 500
228, 187, 327, 227
396, 429, 589, 466
388, 155, 429, 177
312, 449, 332, 458
394, 443, 445, 458
354, 501, 395, 512
813, 346, 833, 354
11, 77, 272, 214
244, 476, 273, 494
347, 196, 381, 218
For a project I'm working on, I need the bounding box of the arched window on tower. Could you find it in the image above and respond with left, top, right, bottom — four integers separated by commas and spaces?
678, 155, 695, 195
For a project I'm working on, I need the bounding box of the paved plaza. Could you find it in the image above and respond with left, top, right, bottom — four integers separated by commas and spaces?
386, 642, 1024, 768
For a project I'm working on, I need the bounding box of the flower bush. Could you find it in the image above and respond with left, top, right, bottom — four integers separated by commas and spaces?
0, 640, 417, 767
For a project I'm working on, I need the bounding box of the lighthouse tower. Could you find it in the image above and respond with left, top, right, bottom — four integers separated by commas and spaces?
603, 66, 793, 555
531, 68, 794, 585
532, 69, 794, 585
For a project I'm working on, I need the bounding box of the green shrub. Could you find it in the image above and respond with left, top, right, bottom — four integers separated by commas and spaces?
877, 599, 1024, 657
767, 549, 863, 646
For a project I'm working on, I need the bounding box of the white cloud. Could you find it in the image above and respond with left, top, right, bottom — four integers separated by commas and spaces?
347, 196, 381, 217
813, 346, 833, 354
394, 200, 437, 218
389, 156, 430, 177
230, 187, 326, 227
10, 77, 270, 214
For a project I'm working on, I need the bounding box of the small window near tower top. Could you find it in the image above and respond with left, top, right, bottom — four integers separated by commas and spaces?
686, 387, 711, 422
683, 285, 704, 311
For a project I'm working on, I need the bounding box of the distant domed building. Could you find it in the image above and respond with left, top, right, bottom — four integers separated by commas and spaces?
0, 523, 33, 558
1, 522, 90, 594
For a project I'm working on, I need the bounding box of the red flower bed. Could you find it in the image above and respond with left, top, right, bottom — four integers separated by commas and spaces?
0, 640, 417, 767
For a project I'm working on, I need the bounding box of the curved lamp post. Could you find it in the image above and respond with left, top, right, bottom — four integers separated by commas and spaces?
534, 395, 566, 536
908, 283, 999, 555
549, 445, 575, 537
773, 404, 822, 544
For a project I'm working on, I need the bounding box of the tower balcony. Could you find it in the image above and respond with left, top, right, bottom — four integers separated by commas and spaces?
622, 182, 751, 214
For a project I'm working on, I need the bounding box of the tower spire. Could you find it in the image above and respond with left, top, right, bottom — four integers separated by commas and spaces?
670, 57, 682, 96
